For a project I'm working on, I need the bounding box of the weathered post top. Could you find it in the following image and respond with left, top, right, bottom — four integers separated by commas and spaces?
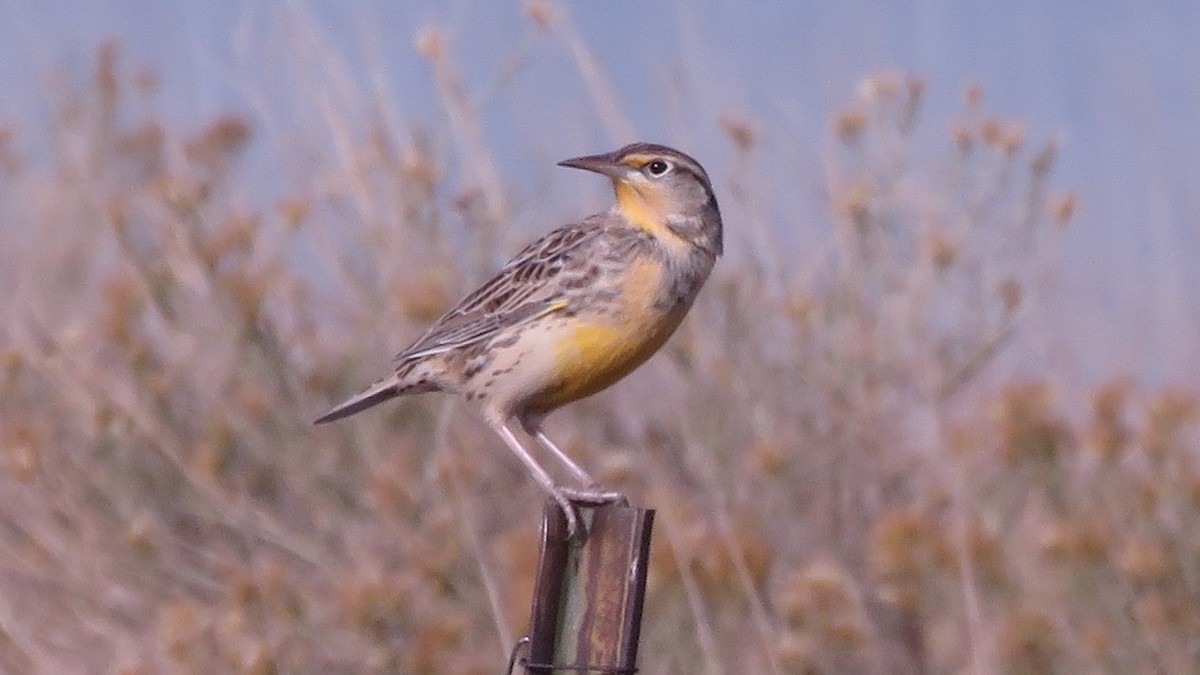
520, 501, 655, 674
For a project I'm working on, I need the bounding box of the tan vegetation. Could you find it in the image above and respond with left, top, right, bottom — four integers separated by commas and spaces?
0, 12, 1193, 675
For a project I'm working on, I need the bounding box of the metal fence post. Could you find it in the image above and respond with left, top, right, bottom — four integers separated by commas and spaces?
519, 500, 655, 674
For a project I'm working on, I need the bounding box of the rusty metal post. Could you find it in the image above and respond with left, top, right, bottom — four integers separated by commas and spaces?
522, 500, 655, 674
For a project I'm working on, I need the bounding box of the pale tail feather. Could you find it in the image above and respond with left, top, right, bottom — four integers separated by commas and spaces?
313, 373, 426, 425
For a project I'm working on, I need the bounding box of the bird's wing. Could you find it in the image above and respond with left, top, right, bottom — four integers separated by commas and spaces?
394, 218, 605, 363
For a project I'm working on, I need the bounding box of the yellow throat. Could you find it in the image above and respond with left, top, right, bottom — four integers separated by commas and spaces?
614, 180, 687, 250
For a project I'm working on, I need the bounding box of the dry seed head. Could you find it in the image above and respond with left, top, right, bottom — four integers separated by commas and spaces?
776, 633, 818, 674
1000, 124, 1026, 155
720, 114, 759, 150
967, 521, 1009, 589
240, 644, 277, 675
998, 124, 1027, 154
784, 289, 817, 324
276, 197, 309, 230
997, 609, 1062, 674
60, 322, 88, 352
1143, 387, 1197, 461
981, 118, 1025, 156
998, 279, 1022, 313
1128, 481, 1159, 518
752, 438, 790, 475
402, 147, 440, 190
218, 269, 269, 324
870, 507, 951, 609
158, 600, 206, 660
128, 337, 153, 372
924, 228, 960, 272
186, 115, 251, 165
154, 172, 205, 211
235, 562, 288, 613
1117, 536, 1169, 585
682, 522, 772, 593
1091, 379, 1131, 421
524, 0, 560, 31
901, 76, 927, 131
1049, 193, 1078, 225
779, 564, 854, 623
339, 575, 413, 635
992, 382, 1072, 466
452, 186, 481, 213
0, 349, 22, 383
979, 119, 1003, 147
236, 381, 271, 422
1133, 592, 1177, 640
3, 421, 41, 482
203, 215, 259, 268
835, 180, 873, 232
116, 120, 165, 175
1040, 518, 1111, 563
193, 439, 229, 479
738, 527, 775, 589
778, 562, 866, 647
951, 120, 973, 153
1146, 386, 1196, 429
215, 605, 248, 647
1081, 622, 1113, 661
409, 614, 470, 671
948, 424, 981, 455
125, 510, 157, 557
833, 108, 869, 143
102, 276, 145, 346
1030, 139, 1058, 176
965, 83, 985, 108
1087, 379, 1131, 460
106, 196, 128, 233
415, 26, 445, 60
859, 71, 904, 103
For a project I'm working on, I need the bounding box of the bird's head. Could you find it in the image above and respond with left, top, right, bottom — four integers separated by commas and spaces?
559, 142, 722, 256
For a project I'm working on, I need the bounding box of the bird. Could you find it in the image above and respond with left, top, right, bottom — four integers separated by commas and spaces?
315, 142, 723, 538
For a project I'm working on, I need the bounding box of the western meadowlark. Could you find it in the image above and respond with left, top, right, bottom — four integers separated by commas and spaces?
315, 142, 722, 537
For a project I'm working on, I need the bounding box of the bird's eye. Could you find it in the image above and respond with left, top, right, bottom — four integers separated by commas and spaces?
647, 159, 670, 176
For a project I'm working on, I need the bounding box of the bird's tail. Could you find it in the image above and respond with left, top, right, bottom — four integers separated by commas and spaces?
313, 373, 430, 425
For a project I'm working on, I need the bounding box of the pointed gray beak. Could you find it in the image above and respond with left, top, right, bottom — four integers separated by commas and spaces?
557, 151, 628, 178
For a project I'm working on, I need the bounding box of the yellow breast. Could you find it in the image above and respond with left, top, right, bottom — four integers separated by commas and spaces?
530, 256, 684, 413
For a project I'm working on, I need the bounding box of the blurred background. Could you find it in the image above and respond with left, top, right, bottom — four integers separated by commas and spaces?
0, 1, 1197, 673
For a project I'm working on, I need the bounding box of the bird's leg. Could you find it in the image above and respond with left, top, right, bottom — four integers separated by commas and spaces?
522, 418, 626, 504
490, 419, 582, 539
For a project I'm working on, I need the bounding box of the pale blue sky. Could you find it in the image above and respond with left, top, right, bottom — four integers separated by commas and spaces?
3, 0, 1197, 385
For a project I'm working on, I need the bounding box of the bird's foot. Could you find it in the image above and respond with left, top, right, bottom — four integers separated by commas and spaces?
561, 486, 628, 506
550, 491, 583, 541
549, 487, 628, 541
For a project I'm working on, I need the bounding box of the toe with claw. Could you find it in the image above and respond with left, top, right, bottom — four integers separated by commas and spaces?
551, 492, 582, 540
